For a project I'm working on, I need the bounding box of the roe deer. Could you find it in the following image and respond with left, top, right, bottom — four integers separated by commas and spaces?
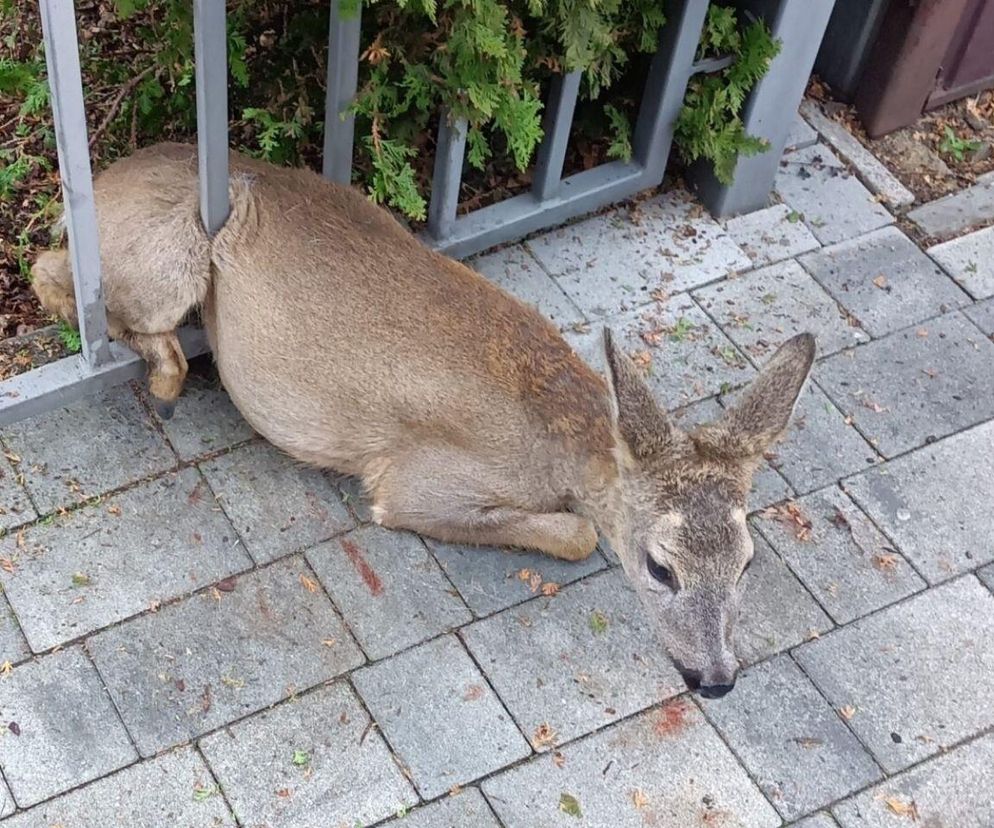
34, 142, 816, 696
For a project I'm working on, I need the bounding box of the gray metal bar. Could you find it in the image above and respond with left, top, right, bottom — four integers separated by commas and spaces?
0, 328, 210, 427
426, 114, 467, 240
322, 0, 362, 183
38, 0, 111, 369
532, 70, 582, 201
633, 0, 712, 178
690, 0, 837, 216
422, 160, 656, 260
193, 0, 230, 235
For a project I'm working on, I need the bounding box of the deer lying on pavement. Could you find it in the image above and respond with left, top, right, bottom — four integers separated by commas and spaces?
33, 142, 816, 697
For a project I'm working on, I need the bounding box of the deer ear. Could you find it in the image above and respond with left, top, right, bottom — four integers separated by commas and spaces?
602, 328, 675, 459
716, 333, 816, 456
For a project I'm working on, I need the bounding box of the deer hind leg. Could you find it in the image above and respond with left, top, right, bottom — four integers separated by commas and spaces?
367, 449, 598, 561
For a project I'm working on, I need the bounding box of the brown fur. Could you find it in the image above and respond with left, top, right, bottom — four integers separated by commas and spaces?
31, 142, 817, 693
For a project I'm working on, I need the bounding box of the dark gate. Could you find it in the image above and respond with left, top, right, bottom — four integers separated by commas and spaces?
927, 0, 994, 108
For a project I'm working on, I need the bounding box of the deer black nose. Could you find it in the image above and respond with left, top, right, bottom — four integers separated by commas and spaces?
697, 681, 736, 699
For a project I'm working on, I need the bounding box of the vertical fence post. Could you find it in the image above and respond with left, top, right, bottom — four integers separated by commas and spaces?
632, 0, 712, 180
193, 0, 230, 235
38, 0, 111, 368
532, 70, 582, 202
426, 114, 467, 241
689, 0, 837, 216
323, 0, 362, 183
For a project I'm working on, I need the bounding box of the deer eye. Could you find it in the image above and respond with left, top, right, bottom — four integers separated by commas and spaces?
647, 556, 674, 587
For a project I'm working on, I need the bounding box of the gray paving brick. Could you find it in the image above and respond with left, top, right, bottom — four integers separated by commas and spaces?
699, 654, 881, 820
0, 468, 250, 652
737, 535, 832, 665
0, 747, 234, 828
482, 701, 780, 828
423, 538, 606, 617
775, 146, 893, 245
153, 366, 255, 460
564, 297, 756, 409
844, 420, 994, 582
200, 441, 353, 564
0, 593, 29, 665
723, 204, 820, 267
529, 192, 749, 318
833, 731, 994, 828
200, 681, 416, 827
0, 647, 137, 808
763, 382, 878, 494
0, 778, 12, 818
352, 635, 530, 798
754, 487, 924, 625
928, 224, 994, 300
471, 245, 584, 328
907, 170, 994, 237
0, 457, 35, 532
334, 473, 374, 523
963, 296, 994, 334
0, 386, 175, 513
694, 259, 867, 364
816, 311, 994, 457
799, 227, 970, 336
88, 556, 363, 756
791, 815, 840, 828
306, 526, 472, 659
462, 570, 683, 748
795, 576, 994, 773
786, 113, 818, 151
385, 788, 500, 827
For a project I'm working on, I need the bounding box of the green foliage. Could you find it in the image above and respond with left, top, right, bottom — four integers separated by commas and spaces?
603, 104, 632, 162
938, 125, 982, 162
57, 320, 81, 354
676, 4, 781, 184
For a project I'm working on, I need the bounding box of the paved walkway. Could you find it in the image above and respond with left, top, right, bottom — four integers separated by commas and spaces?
1, 123, 994, 827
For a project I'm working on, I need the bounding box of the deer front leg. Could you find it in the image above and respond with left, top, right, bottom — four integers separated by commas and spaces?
108, 321, 188, 419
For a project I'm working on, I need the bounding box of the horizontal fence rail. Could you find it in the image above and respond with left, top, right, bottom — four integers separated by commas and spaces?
0, 0, 829, 426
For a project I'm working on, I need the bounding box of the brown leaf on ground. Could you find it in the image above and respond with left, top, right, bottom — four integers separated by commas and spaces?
916, 328, 929, 338
532, 723, 557, 749
873, 553, 899, 572
0, 558, 16, 574
861, 398, 888, 413
872, 274, 888, 289
759, 501, 814, 542
106, 504, 122, 516
463, 684, 484, 701
631, 789, 649, 809
299, 574, 319, 593
540, 581, 560, 597
879, 794, 920, 821
839, 705, 857, 721
552, 750, 566, 768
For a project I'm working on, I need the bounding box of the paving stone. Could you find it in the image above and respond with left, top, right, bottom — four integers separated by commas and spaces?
528, 191, 749, 318
0, 386, 175, 513
0, 747, 234, 827
88, 556, 363, 756
799, 227, 970, 336
699, 654, 881, 820
763, 381, 878, 494
0, 647, 137, 808
0, 593, 29, 665
306, 526, 471, 659
694, 259, 867, 364
153, 364, 255, 460
979, 563, 994, 592
352, 635, 530, 798
843, 420, 994, 582
462, 569, 683, 748
754, 487, 924, 625
833, 732, 994, 828
564, 297, 756, 409
816, 311, 994, 457
200, 681, 416, 828
795, 577, 994, 773
799, 101, 914, 209
333, 473, 374, 523
482, 702, 780, 828
424, 538, 606, 617
736, 534, 832, 665
471, 245, 585, 328
0, 468, 250, 652
0, 457, 35, 532
0, 778, 12, 818
791, 814, 840, 828
200, 441, 353, 564
928, 224, 994, 300
776, 145, 893, 245
907, 170, 994, 237
723, 204, 820, 267
963, 296, 994, 334
385, 788, 500, 827
785, 113, 818, 151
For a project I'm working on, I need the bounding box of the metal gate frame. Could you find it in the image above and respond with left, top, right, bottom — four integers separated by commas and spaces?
0, 0, 833, 427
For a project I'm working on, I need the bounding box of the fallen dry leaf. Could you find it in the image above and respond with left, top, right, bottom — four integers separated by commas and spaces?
879, 794, 920, 821
540, 581, 560, 597
552, 750, 566, 768
0, 557, 16, 574
532, 723, 557, 749
872, 274, 888, 289
631, 789, 649, 809
839, 705, 857, 721
106, 504, 122, 516
463, 684, 484, 702
916, 328, 929, 338
0, 661, 11, 677
299, 574, 319, 593
861, 398, 888, 413
760, 501, 814, 542
873, 553, 899, 572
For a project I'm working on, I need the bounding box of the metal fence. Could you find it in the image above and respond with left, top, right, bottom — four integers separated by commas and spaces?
0, 0, 834, 426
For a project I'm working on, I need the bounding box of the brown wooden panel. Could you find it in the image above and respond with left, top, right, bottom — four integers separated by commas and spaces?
927, 0, 994, 107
